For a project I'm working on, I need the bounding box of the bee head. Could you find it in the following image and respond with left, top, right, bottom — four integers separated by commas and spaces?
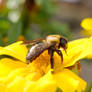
59, 37, 68, 50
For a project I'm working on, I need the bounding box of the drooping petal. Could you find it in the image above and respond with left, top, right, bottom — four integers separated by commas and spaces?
0, 41, 28, 62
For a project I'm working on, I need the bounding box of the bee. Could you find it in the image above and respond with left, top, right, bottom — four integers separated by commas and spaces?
23, 35, 68, 70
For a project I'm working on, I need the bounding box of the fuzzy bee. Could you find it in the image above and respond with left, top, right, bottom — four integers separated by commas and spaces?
23, 35, 68, 70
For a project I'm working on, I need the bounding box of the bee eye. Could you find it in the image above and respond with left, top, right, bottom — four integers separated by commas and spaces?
60, 38, 67, 48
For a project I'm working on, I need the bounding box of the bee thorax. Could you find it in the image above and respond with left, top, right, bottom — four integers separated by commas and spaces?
46, 36, 60, 46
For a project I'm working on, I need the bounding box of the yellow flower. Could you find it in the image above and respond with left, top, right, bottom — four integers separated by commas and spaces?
0, 36, 92, 92
81, 18, 92, 36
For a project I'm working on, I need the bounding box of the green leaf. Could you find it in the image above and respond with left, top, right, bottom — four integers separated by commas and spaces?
7, 21, 22, 44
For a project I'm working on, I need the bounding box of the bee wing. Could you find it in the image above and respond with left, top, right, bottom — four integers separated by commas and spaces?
22, 37, 45, 46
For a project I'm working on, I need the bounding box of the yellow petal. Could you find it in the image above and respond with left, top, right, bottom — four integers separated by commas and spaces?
62, 37, 92, 67
0, 68, 30, 86
6, 76, 29, 92
86, 37, 92, 58
22, 82, 36, 92
19, 69, 87, 92
25, 72, 57, 92
0, 63, 57, 92
0, 58, 27, 78
25, 72, 43, 81
25, 69, 86, 92
0, 61, 11, 78
0, 41, 28, 62
81, 18, 92, 30
0, 58, 86, 92
53, 69, 86, 92
0, 47, 3, 49
0, 83, 6, 92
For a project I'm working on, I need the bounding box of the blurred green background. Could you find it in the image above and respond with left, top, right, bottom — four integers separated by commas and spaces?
0, 0, 73, 46
1, 0, 92, 45
0, 0, 92, 91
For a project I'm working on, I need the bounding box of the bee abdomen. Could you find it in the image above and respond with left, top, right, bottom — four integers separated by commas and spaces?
26, 43, 48, 61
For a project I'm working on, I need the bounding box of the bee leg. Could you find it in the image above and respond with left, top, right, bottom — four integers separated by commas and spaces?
48, 49, 54, 73
51, 48, 63, 63
56, 50, 63, 63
